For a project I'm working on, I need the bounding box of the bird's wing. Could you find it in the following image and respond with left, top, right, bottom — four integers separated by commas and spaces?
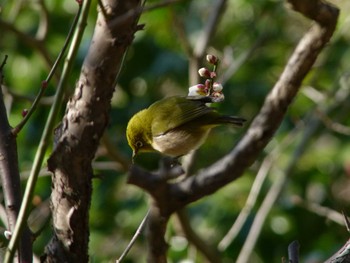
150, 96, 214, 135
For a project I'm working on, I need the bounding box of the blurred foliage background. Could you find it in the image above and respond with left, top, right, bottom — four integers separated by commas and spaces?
1, 0, 350, 262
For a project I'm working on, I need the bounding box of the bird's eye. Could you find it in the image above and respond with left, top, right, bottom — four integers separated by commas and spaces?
135, 141, 143, 148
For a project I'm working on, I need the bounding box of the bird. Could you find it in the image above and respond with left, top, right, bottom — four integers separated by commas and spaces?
126, 96, 246, 160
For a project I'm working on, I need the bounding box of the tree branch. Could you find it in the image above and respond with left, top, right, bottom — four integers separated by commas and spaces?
12, 1, 82, 136
4, 1, 89, 261
324, 213, 350, 263
0, 57, 32, 262
218, 155, 273, 251
130, 0, 339, 210
116, 209, 150, 262
0, 19, 53, 71
43, 0, 142, 261
236, 71, 350, 263
128, 0, 339, 262
171, 0, 339, 208
146, 205, 169, 263
175, 209, 222, 262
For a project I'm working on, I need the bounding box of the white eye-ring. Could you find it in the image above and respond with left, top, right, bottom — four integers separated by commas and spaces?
135, 141, 143, 148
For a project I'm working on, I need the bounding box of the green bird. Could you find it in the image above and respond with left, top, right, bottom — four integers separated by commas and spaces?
126, 96, 246, 160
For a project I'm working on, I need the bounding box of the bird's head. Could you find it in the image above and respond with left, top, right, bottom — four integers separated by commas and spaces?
126, 110, 154, 161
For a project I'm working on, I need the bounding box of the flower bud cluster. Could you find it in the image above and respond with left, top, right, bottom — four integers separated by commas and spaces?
187, 54, 225, 101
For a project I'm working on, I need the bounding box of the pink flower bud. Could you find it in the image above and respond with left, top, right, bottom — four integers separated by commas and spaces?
198, 67, 211, 78
4, 230, 12, 240
213, 82, 223, 92
22, 109, 28, 118
188, 84, 208, 96
205, 79, 211, 89
206, 54, 218, 65
210, 71, 217, 79
211, 91, 225, 101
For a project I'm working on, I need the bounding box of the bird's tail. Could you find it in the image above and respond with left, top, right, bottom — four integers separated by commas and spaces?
218, 116, 247, 127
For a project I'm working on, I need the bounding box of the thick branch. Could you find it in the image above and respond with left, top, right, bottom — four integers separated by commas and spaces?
170, 0, 339, 208
129, 0, 339, 210
146, 205, 169, 263
43, 0, 142, 261
128, 1, 339, 262
287, 0, 338, 25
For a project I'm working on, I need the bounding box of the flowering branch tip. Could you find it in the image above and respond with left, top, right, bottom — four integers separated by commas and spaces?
187, 54, 225, 101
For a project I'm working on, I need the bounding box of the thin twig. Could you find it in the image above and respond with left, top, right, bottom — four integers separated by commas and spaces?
116, 209, 150, 263
0, 19, 54, 70
145, 0, 188, 12
170, 10, 193, 57
108, 0, 187, 30
236, 169, 287, 263
175, 209, 222, 263
236, 75, 350, 262
292, 196, 345, 226
316, 109, 350, 136
343, 212, 350, 233
8, 0, 25, 23
218, 156, 273, 251
189, 0, 227, 85
28, 199, 51, 237
0, 56, 8, 70
219, 36, 264, 85
236, 111, 322, 263
2, 85, 55, 106
36, 0, 49, 41
218, 125, 301, 250
193, 0, 227, 58
12, 2, 83, 136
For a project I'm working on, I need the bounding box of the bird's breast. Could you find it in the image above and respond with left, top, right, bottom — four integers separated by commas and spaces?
152, 128, 211, 157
